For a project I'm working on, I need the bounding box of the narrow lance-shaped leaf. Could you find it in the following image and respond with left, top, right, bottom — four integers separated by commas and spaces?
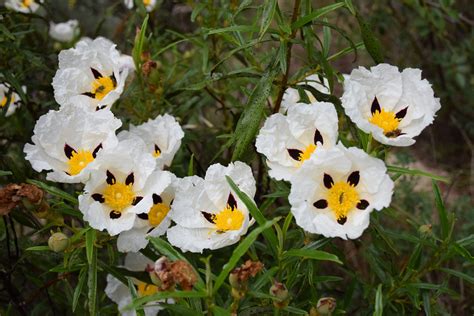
259, 0, 277, 40
432, 181, 449, 239
356, 13, 384, 64
374, 284, 383, 316
231, 65, 278, 161
87, 247, 97, 316
72, 267, 87, 313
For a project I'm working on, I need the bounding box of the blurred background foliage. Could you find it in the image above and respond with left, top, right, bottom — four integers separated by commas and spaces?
0, 0, 472, 315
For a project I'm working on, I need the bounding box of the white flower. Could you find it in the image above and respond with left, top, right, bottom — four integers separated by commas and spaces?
124, 0, 157, 12
105, 252, 167, 316
118, 114, 184, 169
256, 102, 338, 181
5, 0, 42, 13
52, 37, 131, 111
0, 83, 25, 117
117, 173, 176, 252
24, 104, 121, 183
289, 144, 394, 239
78, 138, 172, 236
49, 20, 79, 43
79, 37, 135, 72
281, 74, 329, 113
341, 63, 441, 146
167, 162, 256, 253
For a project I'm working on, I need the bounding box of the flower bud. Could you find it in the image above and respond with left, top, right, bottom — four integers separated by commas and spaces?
316, 297, 336, 315
269, 281, 289, 308
419, 224, 432, 235
48, 232, 69, 252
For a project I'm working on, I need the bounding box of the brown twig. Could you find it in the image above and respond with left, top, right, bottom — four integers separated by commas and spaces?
273, 0, 301, 114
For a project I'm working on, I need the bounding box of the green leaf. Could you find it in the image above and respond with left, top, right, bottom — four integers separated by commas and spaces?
127, 278, 145, 316
292, 3, 345, 29
25, 246, 50, 251
231, 65, 278, 161
188, 153, 195, 176
225, 176, 278, 256
132, 14, 150, 69
422, 291, 432, 316
386, 165, 449, 183
213, 217, 280, 294
85, 228, 96, 265
374, 284, 383, 316
283, 306, 308, 315
283, 248, 342, 264
27, 179, 78, 204
356, 13, 384, 64
432, 181, 449, 239
204, 25, 260, 35
0, 170, 12, 176
72, 267, 87, 312
440, 268, 474, 284
210, 305, 231, 316
87, 246, 97, 316
259, 0, 277, 40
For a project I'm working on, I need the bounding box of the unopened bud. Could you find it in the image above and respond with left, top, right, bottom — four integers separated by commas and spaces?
48, 232, 69, 252
269, 281, 289, 308
316, 297, 336, 315
419, 224, 432, 235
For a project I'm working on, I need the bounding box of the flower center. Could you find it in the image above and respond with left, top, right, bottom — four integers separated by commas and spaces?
67, 150, 94, 176
1, 95, 14, 108
298, 144, 317, 164
143, 0, 151, 5
103, 182, 135, 211
153, 146, 161, 158
369, 108, 400, 134
21, 0, 33, 8
213, 207, 244, 231
91, 76, 115, 100
137, 282, 159, 297
148, 203, 170, 226
326, 181, 359, 222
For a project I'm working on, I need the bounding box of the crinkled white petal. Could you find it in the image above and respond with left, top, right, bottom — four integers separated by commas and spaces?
256, 102, 338, 181
123, 0, 157, 11
118, 114, 184, 169
341, 63, 441, 147
281, 75, 330, 113
79, 139, 159, 236
23, 104, 121, 183
117, 171, 175, 252
49, 20, 79, 42
289, 144, 394, 239
5, 0, 42, 13
168, 162, 256, 252
52, 37, 129, 110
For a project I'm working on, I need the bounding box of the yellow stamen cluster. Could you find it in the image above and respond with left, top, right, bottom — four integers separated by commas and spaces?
67, 150, 94, 176
326, 181, 359, 221
149, 203, 170, 226
369, 109, 400, 135
1, 95, 14, 108
137, 282, 159, 297
153, 148, 161, 158
143, 0, 152, 5
21, 0, 33, 8
213, 207, 244, 231
103, 182, 135, 211
91, 77, 115, 100
298, 143, 317, 164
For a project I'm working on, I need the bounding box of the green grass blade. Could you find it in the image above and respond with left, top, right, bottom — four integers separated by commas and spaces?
283, 249, 342, 264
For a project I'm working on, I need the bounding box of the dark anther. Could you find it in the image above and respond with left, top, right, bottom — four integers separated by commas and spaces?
125, 172, 134, 186
64, 144, 76, 159
152, 194, 162, 204
314, 129, 324, 145
395, 107, 408, 119
323, 173, 334, 189
90, 68, 102, 79
287, 149, 303, 161
202, 212, 216, 224
91, 193, 105, 203
82, 92, 96, 99
337, 216, 347, 225
357, 199, 369, 210
132, 196, 143, 206
371, 96, 381, 114
92, 144, 103, 158
313, 199, 328, 209
109, 210, 121, 219
106, 170, 116, 185
137, 213, 149, 220
347, 171, 360, 187
227, 193, 237, 210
